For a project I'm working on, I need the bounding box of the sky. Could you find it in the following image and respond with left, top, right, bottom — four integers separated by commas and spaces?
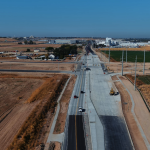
0, 0, 150, 38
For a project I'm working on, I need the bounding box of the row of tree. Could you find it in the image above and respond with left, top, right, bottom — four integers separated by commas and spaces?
45, 45, 78, 59
53, 45, 77, 59
24, 40, 36, 44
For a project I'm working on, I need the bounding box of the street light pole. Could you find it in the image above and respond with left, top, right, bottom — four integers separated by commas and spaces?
134, 55, 137, 91
122, 50, 124, 76
126, 48, 127, 63
101, 48, 102, 60
109, 47, 110, 63
143, 49, 145, 75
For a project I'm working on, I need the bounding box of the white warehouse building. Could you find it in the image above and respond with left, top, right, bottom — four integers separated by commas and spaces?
55, 39, 76, 44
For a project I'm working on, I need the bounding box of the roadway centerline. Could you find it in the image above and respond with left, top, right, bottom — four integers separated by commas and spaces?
75, 69, 84, 150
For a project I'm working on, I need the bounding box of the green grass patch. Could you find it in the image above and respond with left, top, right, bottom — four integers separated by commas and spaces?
137, 75, 150, 84
102, 51, 150, 62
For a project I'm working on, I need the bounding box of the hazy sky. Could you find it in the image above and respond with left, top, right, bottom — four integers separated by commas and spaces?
0, 0, 150, 38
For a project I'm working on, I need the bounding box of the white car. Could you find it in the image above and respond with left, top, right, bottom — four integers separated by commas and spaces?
78, 109, 82, 112
79, 106, 82, 109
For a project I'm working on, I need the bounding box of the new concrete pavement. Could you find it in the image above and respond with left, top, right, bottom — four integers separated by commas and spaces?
61, 45, 134, 150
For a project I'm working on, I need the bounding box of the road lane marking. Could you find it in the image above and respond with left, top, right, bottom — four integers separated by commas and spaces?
75, 69, 84, 150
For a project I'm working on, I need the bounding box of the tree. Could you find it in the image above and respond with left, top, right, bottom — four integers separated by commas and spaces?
45, 53, 49, 60
45, 47, 54, 52
24, 40, 28, 44
26, 49, 30, 52
28, 40, 33, 44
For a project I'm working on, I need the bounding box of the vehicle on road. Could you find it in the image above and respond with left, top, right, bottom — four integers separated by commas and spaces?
81, 91, 85, 93
110, 88, 115, 95
74, 95, 78, 98
79, 106, 82, 109
78, 108, 82, 112
86, 68, 91, 71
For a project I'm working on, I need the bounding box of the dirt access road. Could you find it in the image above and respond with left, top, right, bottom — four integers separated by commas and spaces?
112, 75, 150, 149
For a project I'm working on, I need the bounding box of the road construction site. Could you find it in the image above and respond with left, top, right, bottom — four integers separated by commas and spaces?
1, 43, 150, 150
60, 44, 150, 150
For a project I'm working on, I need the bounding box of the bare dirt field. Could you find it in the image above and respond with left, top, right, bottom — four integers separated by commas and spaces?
0, 76, 44, 150
0, 73, 69, 150
54, 75, 76, 134
0, 62, 75, 71
0, 44, 61, 52
0, 38, 17, 42
96, 51, 150, 75
114, 78, 147, 150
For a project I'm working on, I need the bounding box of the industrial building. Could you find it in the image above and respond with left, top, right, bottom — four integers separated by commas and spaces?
16, 56, 32, 59
96, 37, 148, 47
55, 39, 76, 44
34, 49, 40, 52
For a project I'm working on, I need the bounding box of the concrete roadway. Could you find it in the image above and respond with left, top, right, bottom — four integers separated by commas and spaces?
86, 46, 133, 150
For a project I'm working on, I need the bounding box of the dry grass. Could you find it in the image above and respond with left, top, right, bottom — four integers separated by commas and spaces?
125, 74, 144, 86
25, 78, 57, 103
7, 74, 69, 150
0, 38, 17, 42
0, 44, 61, 52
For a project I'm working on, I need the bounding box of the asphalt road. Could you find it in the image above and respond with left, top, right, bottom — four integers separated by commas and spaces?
62, 54, 87, 150
0, 69, 74, 74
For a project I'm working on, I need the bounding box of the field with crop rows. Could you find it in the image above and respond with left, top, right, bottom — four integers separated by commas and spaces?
103, 51, 150, 62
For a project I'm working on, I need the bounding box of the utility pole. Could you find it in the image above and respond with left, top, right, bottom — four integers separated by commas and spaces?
121, 50, 124, 76
58, 62, 59, 70
105, 50, 106, 62
143, 49, 145, 75
109, 47, 110, 63
126, 48, 127, 63
101, 48, 102, 60
134, 56, 137, 90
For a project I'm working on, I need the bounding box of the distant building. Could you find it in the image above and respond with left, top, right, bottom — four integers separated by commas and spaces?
16, 56, 32, 59
30, 35, 34, 38
49, 54, 55, 59
34, 49, 40, 52
55, 39, 76, 44
49, 40, 55, 44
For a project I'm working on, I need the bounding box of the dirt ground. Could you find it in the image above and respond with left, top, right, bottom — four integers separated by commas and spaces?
2, 74, 68, 150
0, 38, 17, 42
96, 51, 150, 75
0, 44, 61, 52
0, 76, 44, 150
54, 142, 61, 150
54, 75, 76, 134
114, 79, 147, 150
0, 62, 75, 71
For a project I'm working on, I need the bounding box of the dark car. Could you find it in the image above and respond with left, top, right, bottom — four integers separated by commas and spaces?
86, 68, 91, 71
81, 91, 85, 93
74, 95, 78, 98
